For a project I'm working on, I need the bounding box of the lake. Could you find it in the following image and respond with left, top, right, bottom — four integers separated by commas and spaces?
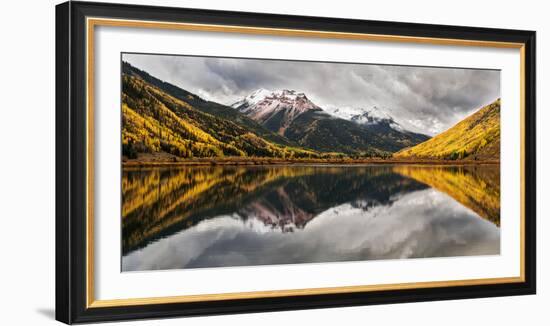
121, 164, 500, 271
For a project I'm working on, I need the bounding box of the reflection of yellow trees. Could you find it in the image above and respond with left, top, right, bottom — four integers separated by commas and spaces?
122, 166, 320, 252
393, 165, 500, 226
122, 167, 225, 219
122, 164, 498, 254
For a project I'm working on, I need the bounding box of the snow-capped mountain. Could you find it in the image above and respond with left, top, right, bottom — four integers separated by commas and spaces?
231, 89, 322, 135
325, 106, 405, 132
231, 89, 430, 153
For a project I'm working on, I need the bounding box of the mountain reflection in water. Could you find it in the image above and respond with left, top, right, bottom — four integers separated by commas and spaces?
121, 165, 500, 271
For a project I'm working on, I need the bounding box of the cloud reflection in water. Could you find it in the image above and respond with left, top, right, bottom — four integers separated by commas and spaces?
122, 173, 500, 271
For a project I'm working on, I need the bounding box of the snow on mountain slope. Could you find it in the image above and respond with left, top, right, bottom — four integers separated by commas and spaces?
325, 106, 405, 132
231, 89, 322, 135
230, 88, 273, 109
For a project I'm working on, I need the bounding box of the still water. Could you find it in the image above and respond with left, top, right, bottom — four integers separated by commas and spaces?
121, 164, 500, 271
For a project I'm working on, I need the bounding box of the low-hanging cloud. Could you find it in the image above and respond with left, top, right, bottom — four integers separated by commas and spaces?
123, 53, 500, 135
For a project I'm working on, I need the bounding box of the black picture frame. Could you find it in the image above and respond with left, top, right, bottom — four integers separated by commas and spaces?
56, 1, 536, 324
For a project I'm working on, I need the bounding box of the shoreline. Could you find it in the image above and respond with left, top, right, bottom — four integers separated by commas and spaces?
122, 157, 500, 168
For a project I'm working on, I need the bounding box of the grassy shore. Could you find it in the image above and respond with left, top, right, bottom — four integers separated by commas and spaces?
122, 154, 500, 167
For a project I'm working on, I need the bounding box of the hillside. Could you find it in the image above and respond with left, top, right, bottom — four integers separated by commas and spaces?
122, 62, 293, 146
121, 74, 321, 159
394, 99, 500, 160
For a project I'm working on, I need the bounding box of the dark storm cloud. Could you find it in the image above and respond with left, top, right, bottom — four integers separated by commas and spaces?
123, 53, 500, 135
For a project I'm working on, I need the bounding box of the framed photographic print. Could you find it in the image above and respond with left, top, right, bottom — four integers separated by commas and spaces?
56, 1, 536, 324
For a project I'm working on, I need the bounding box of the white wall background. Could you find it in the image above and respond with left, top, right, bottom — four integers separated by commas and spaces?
0, 0, 546, 325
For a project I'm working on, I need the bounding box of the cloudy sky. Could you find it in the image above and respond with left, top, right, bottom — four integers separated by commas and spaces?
123, 53, 500, 135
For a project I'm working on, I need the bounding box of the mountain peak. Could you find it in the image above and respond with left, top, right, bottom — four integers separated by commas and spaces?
324, 105, 404, 130
362, 106, 393, 121
277, 89, 307, 97
231, 89, 321, 135
235, 88, 274, 107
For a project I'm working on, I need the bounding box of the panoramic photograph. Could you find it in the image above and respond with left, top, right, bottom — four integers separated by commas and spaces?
120, 53, 501, 272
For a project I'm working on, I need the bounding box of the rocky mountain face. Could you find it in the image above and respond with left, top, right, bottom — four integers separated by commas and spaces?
232, 89, 322, 136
